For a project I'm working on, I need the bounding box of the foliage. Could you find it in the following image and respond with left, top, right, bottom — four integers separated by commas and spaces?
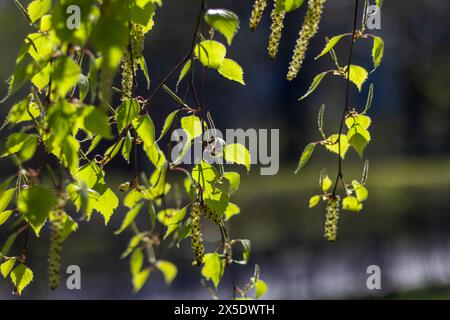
0, 0, 259, 297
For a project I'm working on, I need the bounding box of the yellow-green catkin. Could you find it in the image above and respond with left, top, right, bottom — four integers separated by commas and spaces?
249, 0, 268, 31
48, 211, 64, 290
190, 202, 205, 266
268, 1, 286, 59
121, 23, 145, 101
287, 0, 326, 80
324, 195, 340, 241
99, 63, 113, 110
200, 202, 221, 225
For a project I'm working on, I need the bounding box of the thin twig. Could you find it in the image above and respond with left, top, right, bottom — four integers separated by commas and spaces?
332, 0, 360, 195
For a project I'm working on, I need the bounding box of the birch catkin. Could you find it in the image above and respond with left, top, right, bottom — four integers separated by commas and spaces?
48, 211, 64, 290
324, 195, 340, 241
249, 0, 268, 31
121, 23, 144, 100
268, 1, 286, 59
190, 202, 205, 266
287, 0, 326, 80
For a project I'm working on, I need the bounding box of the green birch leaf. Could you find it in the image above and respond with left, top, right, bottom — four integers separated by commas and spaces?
1, 258, 16, 278
158, 110, 179, 141
218, 58, 245, 85
115, 203, 144, 235
372, 36, 384, 71
223, 143, 251, 171
295, 143, 316, 173
204, 9, 240, 45
201, 253, 224, 288
343, 65, 368, 91
299, 72, 328, 100
10, 264, 33, 295
28, 0, 52, 23
156, 260, 177, 285
132, 115, 155, 147
324, 134, 349, 159
116, 99, 140, 132
315, 34, 346, 59
194, 40, 227, 69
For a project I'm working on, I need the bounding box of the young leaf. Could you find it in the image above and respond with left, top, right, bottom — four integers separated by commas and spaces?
347, 126, 371, 158
295, 143, 316, 173
343, 65, 368, 91
255, 279, 268, 299
201, 253, 224, 288
27, 0, 52, 23
324, 134, 349, 159
316, 34, 347, 59
0, 189, 15, 213
223, 143, 251, 171
176, 60, 191, 90
133, 115, 155, 147
321, 175, 333, 193
352, 180, 369, 202
0, 210, 13, 226
84, 107, 113, 139
137, 55, 151, 89
276, 0, 304, 13
116, 99, 140, 132
224, 202, 240, 221
18, 186, 56, 236
158, 110, 179, 141
156, 260, 177, 285
132, 268, 150, 293
218, 58, 245, 85
309, 195, 321, 208
299, 72, 328, 100
10, 264, 33, 295
51, 56, 81, 98
342, 196, 362, 212
223, 172, 240, 195
194, 40, 227, 69
345, 114, 372, 130
205, 9, 240, 45
180, 115, 202, 140
1, 258, 16, 278
114, 203, 144, 235
372, 36, 384, 71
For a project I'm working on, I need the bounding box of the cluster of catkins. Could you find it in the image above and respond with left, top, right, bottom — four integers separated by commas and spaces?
48, 211, 64, 290
121, 23, 144, 100
324, 195, 340, 241
249, 0, 327, 80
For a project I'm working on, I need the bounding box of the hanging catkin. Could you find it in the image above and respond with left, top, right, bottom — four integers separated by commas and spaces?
48, 211, 64, 290
287, 0, 326, 80
121, 23, 144, 100
190, 202, 205, 266
324, 195, 340, 241
200, 202, 221, 225
268, 0, 286, 59
249, 0, 268, 31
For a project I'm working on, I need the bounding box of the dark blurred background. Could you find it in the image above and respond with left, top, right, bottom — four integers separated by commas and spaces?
0, 0, 449, 299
